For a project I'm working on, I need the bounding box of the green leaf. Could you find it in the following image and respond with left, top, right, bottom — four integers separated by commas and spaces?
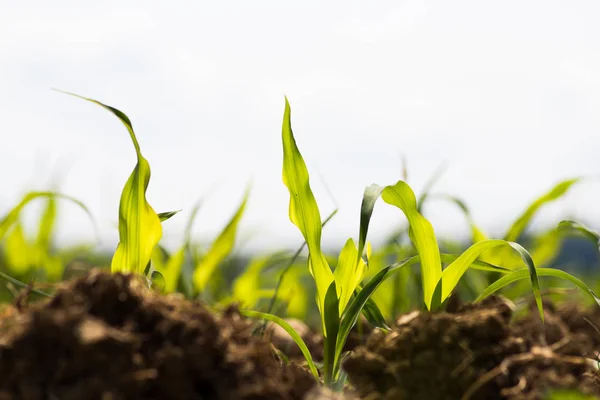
476, 267, 600, 308
333, 238, 367, 314
358, 185, 384, 261
335, 256, 422, 367
440, 239, 542, 319
193, 188, 249, 292
232, 255, 274, 308
57, 90, 163, 275
361, 295, 391, 331
281, 98, 333, 322
0, 191, 98, 243
545, 389, 599, 400
35, 195, 57, 258
505, 178, 581, 242
381, 181, 442, 309
558, 220, 600, 249
4, 222, 33, 275
323, 281, 341, 386
152, 246, 186, 293
158, 210, 181, 222
240, 309, 319, 379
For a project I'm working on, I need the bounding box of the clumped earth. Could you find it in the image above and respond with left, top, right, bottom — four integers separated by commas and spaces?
2, 271, 600, 400
0, 270, 315, 400
343, 296, 600, 400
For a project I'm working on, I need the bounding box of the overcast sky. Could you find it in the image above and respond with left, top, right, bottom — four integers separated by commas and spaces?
2, 1, 600, 253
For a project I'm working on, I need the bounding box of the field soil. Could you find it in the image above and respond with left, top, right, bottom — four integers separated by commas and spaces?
0, 271, 600, 399
344, 296, 600, 400
0, 271, 315, 400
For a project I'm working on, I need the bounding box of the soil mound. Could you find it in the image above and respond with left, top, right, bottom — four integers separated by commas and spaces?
343, 296, 600, 400
0, 270, 315, 400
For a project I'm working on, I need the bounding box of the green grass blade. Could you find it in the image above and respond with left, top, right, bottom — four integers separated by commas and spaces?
440, 239, 542, 319
335, 256, 422, 366
151, 246, 186, 293
193, 188, 249, 292
358, 185, 384, 261
281, 98, 333, 321
558, 220, 600, 249
35, 195, 57, 258
361, 295, 391, 330
57, 91, 163, 275
240, 309, 319, 379
476, 267, 600, 307
0, 191, 98, 243
505, 178, 580, 242
323, 281, 340, 386
157, 210, 181, 222
4, 222, 33, 275
333, 238, 367, 314
232, 255, 273, 308
381, 181, 442, 309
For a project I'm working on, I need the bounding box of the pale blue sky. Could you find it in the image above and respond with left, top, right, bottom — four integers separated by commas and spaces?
2, 1, 600, 253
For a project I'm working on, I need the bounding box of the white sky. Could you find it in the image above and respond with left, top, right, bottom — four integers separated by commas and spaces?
2, 1, 600, 253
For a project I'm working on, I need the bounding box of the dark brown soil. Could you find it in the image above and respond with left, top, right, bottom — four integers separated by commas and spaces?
0, 270, 315, 400
343, 296, 600, 400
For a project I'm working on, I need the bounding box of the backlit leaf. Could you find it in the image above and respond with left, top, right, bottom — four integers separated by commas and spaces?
193, 188, 249, 292
281, 98, 333, 322
381, 181, 442, 309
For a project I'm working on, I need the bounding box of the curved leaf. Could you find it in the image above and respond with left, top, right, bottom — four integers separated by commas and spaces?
240, 309, 319, 379
0, 191, 98, 243
505, 178, 580, 242
281, 98, 333, 322
193, 188, 249, 292
381, 181, 442, 309
335, 256, 422, 368
558, 220, 600, 249
440, 239, 542, 319
57, 90, 163, 275
476, 267, 600, 307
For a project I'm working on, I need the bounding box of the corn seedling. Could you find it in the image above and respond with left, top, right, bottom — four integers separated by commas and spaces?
57, 91, 179, 278
193, 188, 249, 295
0, 191, 98, 282
242, 98, 600, 389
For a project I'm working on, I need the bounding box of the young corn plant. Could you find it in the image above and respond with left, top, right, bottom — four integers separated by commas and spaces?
244, 98, 600, 389
58, 91, 178, 277
192, 188, 249, 297
0, 191, 97, 282
417, 179, 588, 302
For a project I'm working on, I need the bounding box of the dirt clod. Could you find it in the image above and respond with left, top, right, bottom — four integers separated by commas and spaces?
343, 296, 600, 400
0, 270, 315, 400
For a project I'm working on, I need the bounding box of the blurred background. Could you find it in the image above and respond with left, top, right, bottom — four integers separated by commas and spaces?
1, 0, 600, 261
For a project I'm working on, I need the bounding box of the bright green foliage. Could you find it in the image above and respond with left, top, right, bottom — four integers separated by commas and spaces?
439, 239, 543, 317
281, 97, 334, 323
480, 178, 581, 268
0, 191, 96, 242
57, 91, 170, 275
4, 223, 30, 275
505, 178, 580, 242
477, 267, 600, 306
240, 309, 319, 379
333, 239, 368, 314
232, 255, 274, 308
379, 182, 442, 310
151, 246, 185, 293
558, 220, 600, 250
193, 189, 249, 292
0, 191, 97, 279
